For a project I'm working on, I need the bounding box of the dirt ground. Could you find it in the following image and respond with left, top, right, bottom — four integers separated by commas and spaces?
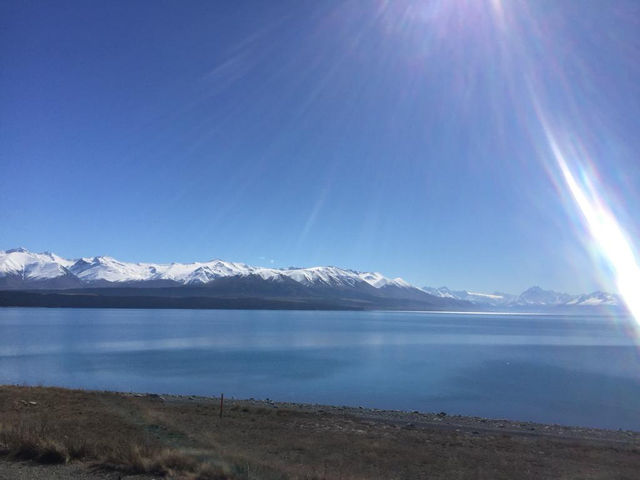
1, 385, 639, 479
0, 459, 157, 480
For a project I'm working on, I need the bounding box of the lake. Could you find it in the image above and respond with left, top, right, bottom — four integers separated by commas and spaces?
1, 307, 639, 430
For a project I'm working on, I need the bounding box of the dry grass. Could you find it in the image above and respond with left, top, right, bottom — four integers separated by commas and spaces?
0, 420, 69, 464
1, 385, 639, 479
0, 421, 231, 479
0, 419, 232, 479
0, 387, 234, 479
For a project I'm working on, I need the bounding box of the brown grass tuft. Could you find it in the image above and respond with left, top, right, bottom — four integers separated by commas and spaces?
100, 444, 234, 479
0, 422, 69, 464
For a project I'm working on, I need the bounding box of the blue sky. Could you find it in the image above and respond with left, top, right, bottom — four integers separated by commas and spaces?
1, 0, 639, 294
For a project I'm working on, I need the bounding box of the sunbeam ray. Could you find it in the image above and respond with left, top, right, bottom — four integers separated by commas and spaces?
541, 126, 640, 330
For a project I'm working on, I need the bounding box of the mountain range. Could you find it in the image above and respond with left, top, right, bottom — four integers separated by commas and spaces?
421, 286, 620, 308
0, 248, 460, 310
0, 248, 623, 311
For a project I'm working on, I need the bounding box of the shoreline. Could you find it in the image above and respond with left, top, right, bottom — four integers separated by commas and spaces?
231, 396, 640, 443
1, 385, 639, 479
5, 382, 639, 435
0, 293, 628, 316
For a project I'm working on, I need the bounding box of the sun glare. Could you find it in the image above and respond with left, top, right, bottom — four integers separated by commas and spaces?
543, 130, 640, 331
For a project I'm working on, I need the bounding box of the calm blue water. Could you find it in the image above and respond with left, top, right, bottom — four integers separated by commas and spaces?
1, 307, 639, 430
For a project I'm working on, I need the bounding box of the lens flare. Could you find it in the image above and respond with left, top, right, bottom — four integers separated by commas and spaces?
340, 0, 639, 325
541, 127, 640, 329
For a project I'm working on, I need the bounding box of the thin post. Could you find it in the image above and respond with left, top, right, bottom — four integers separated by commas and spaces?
219, 393, 224, 419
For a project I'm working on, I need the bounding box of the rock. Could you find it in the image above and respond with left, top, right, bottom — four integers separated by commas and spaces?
437, 411, 447, 417
28, 401, 37, 406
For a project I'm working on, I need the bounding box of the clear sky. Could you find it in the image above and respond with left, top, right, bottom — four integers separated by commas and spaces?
1, 0, 639, 295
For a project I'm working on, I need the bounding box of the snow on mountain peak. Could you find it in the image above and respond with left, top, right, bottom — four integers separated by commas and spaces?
0, 248, 71, 280
0, 248, 412, 291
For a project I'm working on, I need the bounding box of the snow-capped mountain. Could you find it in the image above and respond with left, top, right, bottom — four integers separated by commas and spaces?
422, 284, 621, 308
0, 248, 466, 310
516, 286, 575, 306
0, 248, 80, 289
566, 291, 619, 306
0, 248, 414, 292
0, 248, 72, 279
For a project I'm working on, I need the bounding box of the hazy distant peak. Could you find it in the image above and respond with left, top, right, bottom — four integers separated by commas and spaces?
422, 284, 619, 308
